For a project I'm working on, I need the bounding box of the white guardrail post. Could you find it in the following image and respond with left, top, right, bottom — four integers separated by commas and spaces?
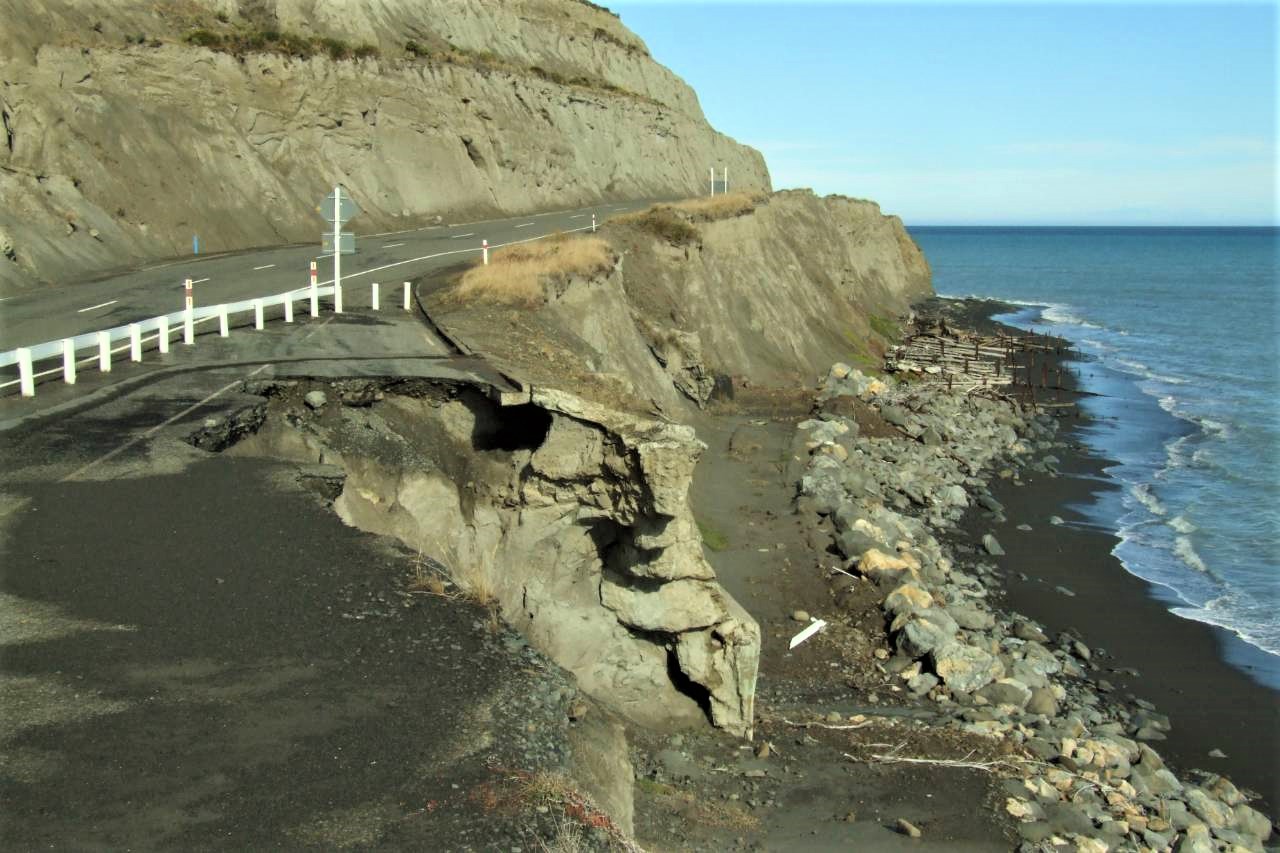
253, 299, 265, 330
62, 339, 76, 384
403, 281, 411, 311
130, 323, 142, 362
184, 306, 195, 345
310, 261, 319, 318
17, 348, 35, 396
158, 316, 170, 353
371, 282, 379, 311
482, 239, 489, 265
284, 294, 294, 323
218, 305, 230, 337
97, 331, 111, 372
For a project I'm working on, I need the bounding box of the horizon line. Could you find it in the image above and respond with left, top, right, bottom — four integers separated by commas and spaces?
905, 223, 1280, 229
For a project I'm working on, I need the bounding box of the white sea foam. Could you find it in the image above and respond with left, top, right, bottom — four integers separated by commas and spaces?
1154, 394, 1234, 439
1172, 599, 1280, 659
1173, 536, 1210, 573
1041, 304, 1103, 329
1168, 514, 1197, 534
1117, 359, 1188, 385
1129, 483, 1167, 517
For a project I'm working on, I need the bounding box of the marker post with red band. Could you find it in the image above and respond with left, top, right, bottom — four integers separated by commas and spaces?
183, 278, 195, 345
309, 261, 319, 317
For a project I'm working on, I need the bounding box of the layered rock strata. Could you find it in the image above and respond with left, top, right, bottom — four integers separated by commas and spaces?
0, 0, 769, 289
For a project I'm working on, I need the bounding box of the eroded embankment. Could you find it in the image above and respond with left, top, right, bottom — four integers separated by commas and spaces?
191, 377, 760, 741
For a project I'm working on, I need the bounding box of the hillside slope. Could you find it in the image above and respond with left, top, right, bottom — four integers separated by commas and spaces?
430, 190, 933, 416
0, 0, 769, 290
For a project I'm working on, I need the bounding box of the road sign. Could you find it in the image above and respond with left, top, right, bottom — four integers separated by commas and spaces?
317, 186, 360, 224
322, 232, 355, 255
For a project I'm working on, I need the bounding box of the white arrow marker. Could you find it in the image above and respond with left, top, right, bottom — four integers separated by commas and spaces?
788, 618, 828, 650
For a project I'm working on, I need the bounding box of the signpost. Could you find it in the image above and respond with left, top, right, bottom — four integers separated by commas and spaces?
317, 185, 360, 313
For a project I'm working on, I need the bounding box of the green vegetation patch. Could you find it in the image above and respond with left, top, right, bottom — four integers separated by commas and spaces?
696, 517, 730, 552
868, 313, 902, 343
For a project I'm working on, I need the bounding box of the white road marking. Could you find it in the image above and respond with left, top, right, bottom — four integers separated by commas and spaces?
451, 233, 475, 239
383, 242, 405, 248
569, 214, 587, 219
191, 277, 210, 284
77, 300, 118, 313
253, 264, 276, 271
60, 316, 335, 481
514, 223, 534, 229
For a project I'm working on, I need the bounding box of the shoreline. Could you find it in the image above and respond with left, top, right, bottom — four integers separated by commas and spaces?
936, 296, 1279, 810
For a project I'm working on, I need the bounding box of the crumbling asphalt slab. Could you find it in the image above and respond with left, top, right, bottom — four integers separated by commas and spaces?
0, 312, 613, 850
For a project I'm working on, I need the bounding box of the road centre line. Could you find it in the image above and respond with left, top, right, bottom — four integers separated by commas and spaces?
253, 264, 276, 271
451, 233, 475, 239
191, 277, 211, 284
383, 242, 405, 248
569, 214, 586, 219
514, 223, 534, 228
292, 223, 599, 293
77, 300, 118, 313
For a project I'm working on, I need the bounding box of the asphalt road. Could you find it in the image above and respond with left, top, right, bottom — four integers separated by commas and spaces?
0, 199, 659, 352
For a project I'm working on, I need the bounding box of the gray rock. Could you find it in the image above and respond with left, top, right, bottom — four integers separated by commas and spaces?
791, 610, 811, 623
1053, 585, 1076, 597
948, 605, 995, 631
931, 641, 1004, 694
1013, 621, 1049, 643
981, 533, 1005, 556
1049, 515, 1065, 525
1172, 822, 1214, 853
304, 390, 328, 409
880, 405, 910, 429
1183, 787, 1233, 830
1025, 687, 1059, 716
976, 678, 1031, 709
1202, 773, 1245, 806
836, 529, 883, 560
977, 493, 1004, 513
907, 672, 939, 696
895, 609, 960, 659
1129, 762, 1182, 798
1232, 803, 1273, 841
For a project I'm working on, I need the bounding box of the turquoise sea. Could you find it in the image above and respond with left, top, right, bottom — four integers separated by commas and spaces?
910, 227, 1280, 688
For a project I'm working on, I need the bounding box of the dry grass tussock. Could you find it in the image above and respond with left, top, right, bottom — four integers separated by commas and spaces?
670, 192, 766, 222
455, 236, 613, 306
612, 192, 765, 246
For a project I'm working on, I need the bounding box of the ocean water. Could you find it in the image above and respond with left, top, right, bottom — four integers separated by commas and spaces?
910, 226, 1279, 687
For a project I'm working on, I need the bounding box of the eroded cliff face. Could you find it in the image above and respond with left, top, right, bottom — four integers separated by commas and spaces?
214, 379, 760, 738
0, 0, 769, 289
431, 190, 933, 416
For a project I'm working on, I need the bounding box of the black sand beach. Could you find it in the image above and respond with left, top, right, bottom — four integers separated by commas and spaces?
947, 298, 1280, 811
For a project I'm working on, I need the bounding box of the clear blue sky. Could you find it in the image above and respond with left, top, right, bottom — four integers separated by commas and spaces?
608, 1, 1277, 225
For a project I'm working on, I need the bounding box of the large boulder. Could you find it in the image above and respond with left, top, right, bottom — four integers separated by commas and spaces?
931, 642, 1005, 694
